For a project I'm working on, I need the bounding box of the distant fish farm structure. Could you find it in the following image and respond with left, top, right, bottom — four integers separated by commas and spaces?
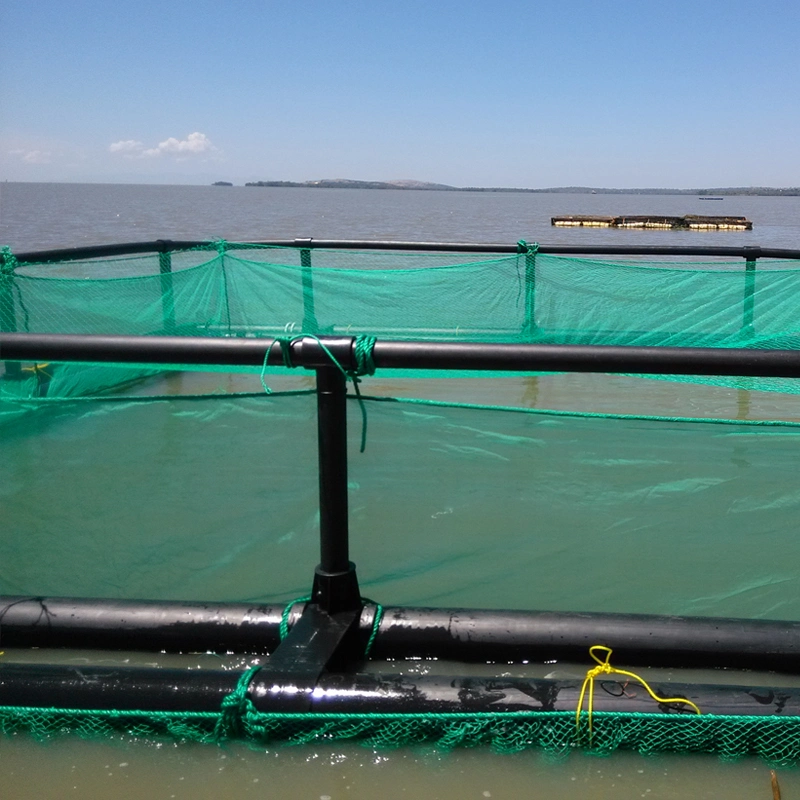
551, 214, 752, 230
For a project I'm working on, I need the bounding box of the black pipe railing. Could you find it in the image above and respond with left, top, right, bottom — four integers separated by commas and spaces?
4, 333, 800, 378
9, 239, 800, 263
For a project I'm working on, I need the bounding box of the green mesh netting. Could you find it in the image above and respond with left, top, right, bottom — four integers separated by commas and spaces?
3, 707, 800, 766
5, 243, 800, 757
3, 243, 800, 399
6, 394, 800, 615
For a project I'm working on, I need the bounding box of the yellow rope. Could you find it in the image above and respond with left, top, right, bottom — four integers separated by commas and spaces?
21, 363, 51, 378
576, 645, 701, 735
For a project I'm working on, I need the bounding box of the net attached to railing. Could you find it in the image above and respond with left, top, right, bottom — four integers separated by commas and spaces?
3, 242, 800, 398
4, 243, 800, 760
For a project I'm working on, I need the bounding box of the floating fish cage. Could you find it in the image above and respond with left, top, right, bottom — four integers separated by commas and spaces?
3, 239, 800, 762
551, 215, 753, 230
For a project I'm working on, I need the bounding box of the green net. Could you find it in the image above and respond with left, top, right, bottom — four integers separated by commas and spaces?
3, 707, 800, 766
6, 393, 800, 615
4, 243, 800, 758
4, 243, 800, 399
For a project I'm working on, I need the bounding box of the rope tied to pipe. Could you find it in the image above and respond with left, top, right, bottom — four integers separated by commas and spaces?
1, 246, 18, 276
260, 334, 377, 452
214, 663, 261, 740
214, 594, 385, 737
576, 645, 701, 739
279, 595, 384, 658
516, 240, 539, 255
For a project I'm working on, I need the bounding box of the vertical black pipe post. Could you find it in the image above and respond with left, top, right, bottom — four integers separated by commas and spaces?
311, 365, 361, 613
157, 242, 176, 334
0, 250, 22, 379
523, 247, 537, 338
742, 246, 760, 338
299, 242, 319, 334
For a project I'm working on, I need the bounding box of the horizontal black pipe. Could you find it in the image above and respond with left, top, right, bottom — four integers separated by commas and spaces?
0, 333, 354, 370
264, 241, 788, 261
6, 597, 800, 673
0, 662, 796, 717
12, 240, 209, 265
10, 239, 800, 265
4, 333, 800, 379
371, 340, 800, 377
0, 597, 287, 653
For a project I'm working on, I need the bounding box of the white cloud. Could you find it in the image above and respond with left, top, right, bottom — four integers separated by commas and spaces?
110, 132, 216, 160
108, 139, 145, 157
9, 148, 52, 164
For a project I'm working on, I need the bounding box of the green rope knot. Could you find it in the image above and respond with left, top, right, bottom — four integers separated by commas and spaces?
260, 334, 377, 452
215, 239, 228, 257
0, 246, 18, 275
214, 664, 262, 740
352, 334, 377, 377
516, 240, 540, 255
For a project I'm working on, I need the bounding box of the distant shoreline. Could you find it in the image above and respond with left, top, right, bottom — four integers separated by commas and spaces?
241, 179, 800, 197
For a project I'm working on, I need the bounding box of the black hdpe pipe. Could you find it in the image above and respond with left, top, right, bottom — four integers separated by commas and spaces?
6, 597, 800, 673
11, 239, 800, 264
6, 333, 800, 379
0, 661, 797, 717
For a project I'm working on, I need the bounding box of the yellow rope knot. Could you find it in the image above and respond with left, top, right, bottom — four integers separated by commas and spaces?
576, 645, 701, 736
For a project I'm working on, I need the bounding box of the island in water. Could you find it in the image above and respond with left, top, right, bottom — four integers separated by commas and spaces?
236, 178, 800, 196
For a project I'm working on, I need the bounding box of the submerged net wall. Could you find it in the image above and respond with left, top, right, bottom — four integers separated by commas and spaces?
5, 392, 800, 616
5, 242, 800, 759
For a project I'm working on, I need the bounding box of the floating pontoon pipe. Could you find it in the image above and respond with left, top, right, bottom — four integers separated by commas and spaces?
0, 662, 797, 717
4, 333, 800, 379
6, 597, 800, 673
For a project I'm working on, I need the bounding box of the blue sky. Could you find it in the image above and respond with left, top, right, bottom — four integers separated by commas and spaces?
2, 0, 798, 188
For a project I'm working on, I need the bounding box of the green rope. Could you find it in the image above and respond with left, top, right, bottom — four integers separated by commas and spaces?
516, 239, 539, 255
350, 335, 376, 452
358, 391, 800, 429
1, 246, 18, 275
279, 595, 311, 641
362, 599, 383, 658
353, 334, 377, 376
278, 595, 383, 658
260, 334, 377, 451
213, 663, 262, 740
259, 338, 297, 393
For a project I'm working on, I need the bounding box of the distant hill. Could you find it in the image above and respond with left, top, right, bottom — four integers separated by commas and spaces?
244, 179, 800, 196
245, 178, 457, 190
